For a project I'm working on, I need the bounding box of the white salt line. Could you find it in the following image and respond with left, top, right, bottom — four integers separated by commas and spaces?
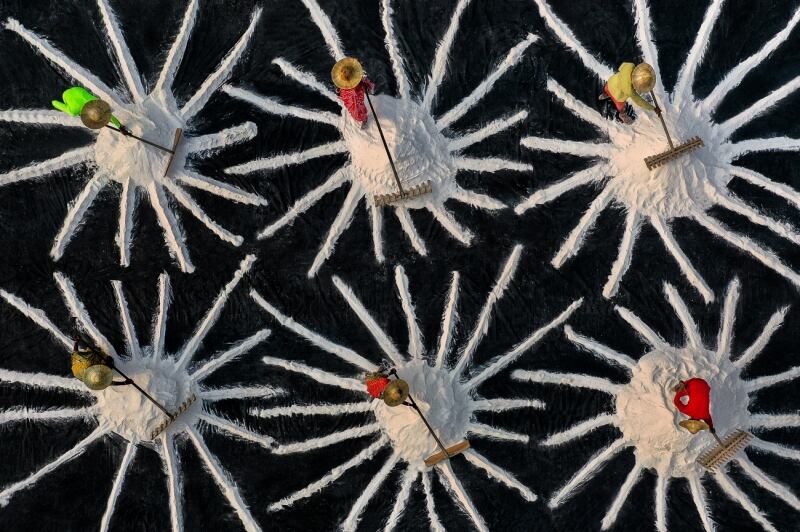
51, 174, 107, 260
198, 413, 275, 450
729, 137, 800, 157
449, 111, 528, 152
549, 438, 627, 508
467, 299, 582, 390
654, 472, 668, 532
729, 165, 800, 210
190, 328, 271, 381
663, 283, 703, 349
746, 367, 800, 393
721, 75, 800, 138
601, 462, 643, 530
513, 370, 620, 395
146, 182, 194, 273
749, 414, 800, 429
0, 147, 94, 187
0, 369, 85, 393
250, 402, 371, 419
454, 245, 521, 376
437, 461, 489, 532
384, 467, 418, 531
531, 0, 613, 80
632, 0, 666, 98
176, 255, 255, 369
180, 8, 262, 120
464, 449, 537, 502
451, 187, 506, 210
160, 433, 183, 532
152, 273, 170, 358
704, 5, 800, 112
422, 470, 446, 532
380, 0, 409, 100
693, 209, 800, 287
650, 215, 714, 303
226, 141, 347, 174
521, 136, 610, 158
369, 201, 384, 264
468, 422, 528, 443
0, 109, 82, 126
735, 305, 788, 369
716, 278, 740, 360
714, 468, 777, 532
0, 426, 105, 507
251, 289, 375, 371
546, 78, 613, 133
394, 207, 427, 255
435, 272, 460, 370
672, 0, 724, 106
515, 164, 606, 214
615, 305, 669, 350
299, 0, 345, 60
716, 192, 800, 244
111, 280, 141, 359
201, 386, 283, 401
274, 424, 380, 455
395, 266, 424, 359
471, 398, 545, 412
737, 454, 800, 510
187, 426, 260, 532
308, 184, 363, 277
687, 473, 714, 532
161, 180, 244, 246
0, 289, 72, 350
0, 407, 93, 425
269, 436, 388, 511
272, 57, 339, 102
422, 0, 472, 112
222, 85, 340, 125
542, 413, 615, 447
186, 122, 257, 154
552, 186, 613, 268
262, 356, 364, 392
154, 0, 198, 99
332, 275, 405, 365
342, 452, 399, 532
564, 326, 635, 371
258, 167, 349, 239
749, 437, 800, 462
97, 0, 145, 102
454, 156, 532, 173
99, 442, 136, 532
4, 18, 125, 108
54, 272, 118, 359
116, 178, 137, 267
427, 203, 474, 245
603, 209, 641, 299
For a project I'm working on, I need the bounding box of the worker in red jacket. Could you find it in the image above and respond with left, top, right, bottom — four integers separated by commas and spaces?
673, 378, 714, 434
332, 57, 375, 126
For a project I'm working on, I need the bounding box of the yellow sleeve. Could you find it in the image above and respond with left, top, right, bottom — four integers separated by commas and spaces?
630, 92, 654, 111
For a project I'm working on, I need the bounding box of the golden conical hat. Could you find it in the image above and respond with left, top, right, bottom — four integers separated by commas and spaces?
83, 364, 113, 390
631, 62, 656, 95
382, 378, 409, 407
679, 419, 710, 434
332, 57, 364, 89
80, 99, 113, 129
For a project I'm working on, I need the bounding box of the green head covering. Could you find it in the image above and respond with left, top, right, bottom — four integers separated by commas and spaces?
52, 87, 121, 127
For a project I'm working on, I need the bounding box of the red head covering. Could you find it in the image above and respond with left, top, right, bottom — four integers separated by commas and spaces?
365, 372, 390, 399
673, 378, 713, 427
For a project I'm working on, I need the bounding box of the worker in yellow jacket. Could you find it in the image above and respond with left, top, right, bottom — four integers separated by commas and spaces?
599, 62, 656, 124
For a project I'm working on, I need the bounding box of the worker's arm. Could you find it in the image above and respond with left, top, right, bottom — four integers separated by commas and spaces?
630, 92, 655, 111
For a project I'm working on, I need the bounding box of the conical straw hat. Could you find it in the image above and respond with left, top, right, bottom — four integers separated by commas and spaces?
632, 62, 656, 95
332, 57, 364, 89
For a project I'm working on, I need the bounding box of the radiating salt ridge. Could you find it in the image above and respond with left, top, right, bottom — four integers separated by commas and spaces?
0, 257, 278, 531
256, 246, 583, 529
517, 278, 800, 531
1, 2, 265, 272
223, 0, 535, 276
522, 0, 800, 301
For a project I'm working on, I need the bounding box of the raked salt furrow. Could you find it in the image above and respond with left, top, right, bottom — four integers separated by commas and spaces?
395, 266, 424, 359
111, 280, 142, 359
271, 58, 339, 102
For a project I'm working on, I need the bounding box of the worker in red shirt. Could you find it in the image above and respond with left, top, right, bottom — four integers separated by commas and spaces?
672, 378, 714, 434
332, 57, 375, 126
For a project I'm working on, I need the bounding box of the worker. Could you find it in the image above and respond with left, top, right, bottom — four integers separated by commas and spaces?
599, 62, 655, 124
672, 378, 714, 434
331, 57, 375, 126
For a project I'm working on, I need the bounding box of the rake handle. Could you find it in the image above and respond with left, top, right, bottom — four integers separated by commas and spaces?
112, 365, 173, 418
650, 91, 674, 149
364, 91, 405, 195
407, 395, 450, 459
106, 125, 175, 154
